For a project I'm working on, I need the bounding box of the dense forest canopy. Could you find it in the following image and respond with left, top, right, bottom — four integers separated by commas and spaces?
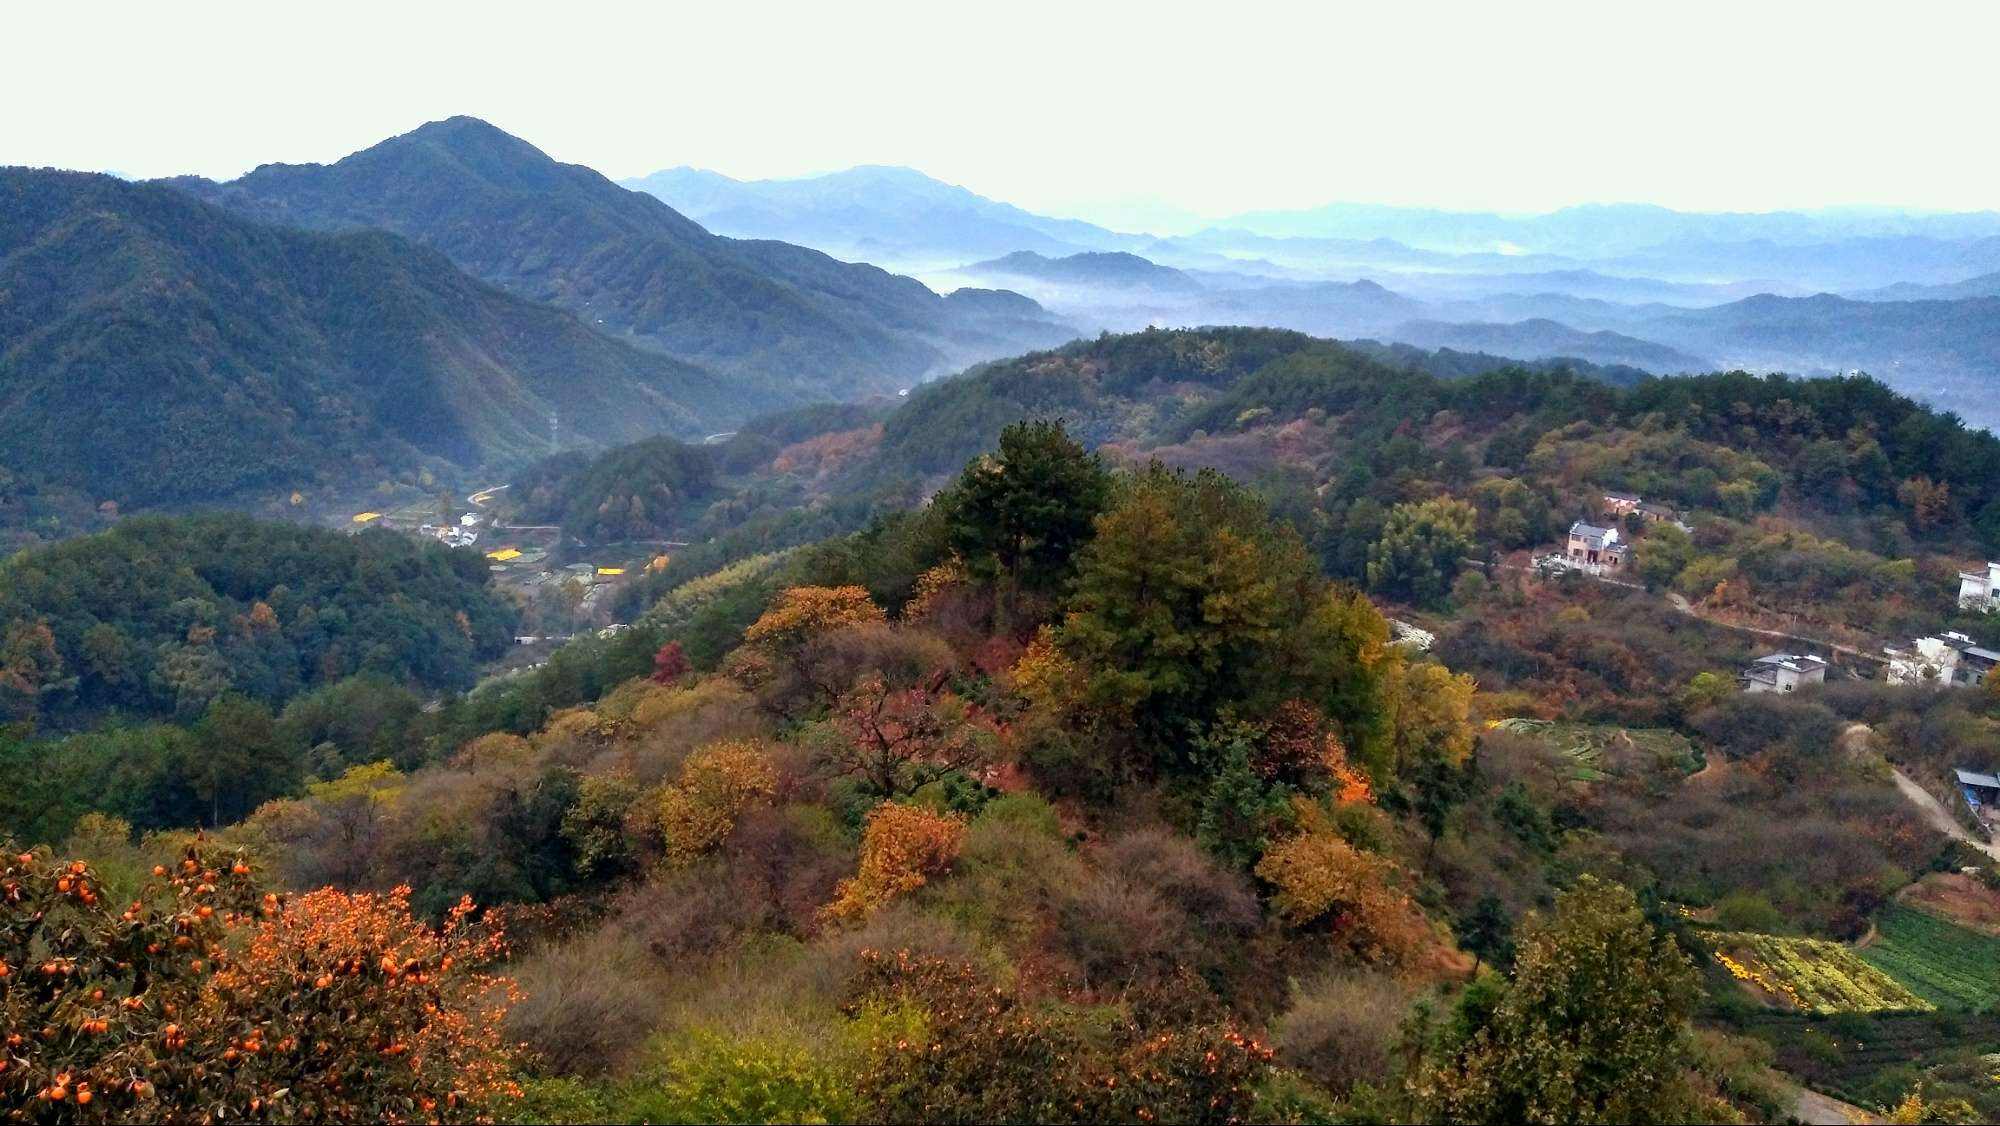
0, 513, 514, 730
508, 436, 721, 543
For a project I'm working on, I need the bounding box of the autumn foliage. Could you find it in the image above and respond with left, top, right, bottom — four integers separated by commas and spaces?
844, 949, 1274, 1125
648, 640, 690, 686
1255, 700, 1373, 803
822, 672, 996, 797
742, 586, 885, 659
656, 741, 780, 867
0, 842, 518, 1123
1254, 805, 1438, 972
820, 804, 967, 922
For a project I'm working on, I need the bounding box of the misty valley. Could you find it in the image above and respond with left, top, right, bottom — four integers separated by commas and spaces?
8, 21, 2000, 1123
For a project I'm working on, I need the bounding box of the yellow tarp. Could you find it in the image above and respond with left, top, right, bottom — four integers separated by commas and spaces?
351, 512, 381, 523
596, 567, 626, 576
486, 548, 522, 561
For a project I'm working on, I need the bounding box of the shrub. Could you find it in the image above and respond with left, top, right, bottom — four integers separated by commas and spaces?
649, 641, 691, 686
842, 950, 1274, 1125
622, 1031, 862, 1125
657, 741, 779, 866
1713, 891, 1785, 933
1270, 972, 1412, 1096
507, 927, 671, 1076
1255, 811, 1438, 971
821, 804, 967, 922
971, 792, 1064, 839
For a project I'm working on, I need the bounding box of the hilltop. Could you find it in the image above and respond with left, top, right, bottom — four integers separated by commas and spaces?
963, 249, 1203, 292
0, 168, 739, 513
170, 119, 1076, 396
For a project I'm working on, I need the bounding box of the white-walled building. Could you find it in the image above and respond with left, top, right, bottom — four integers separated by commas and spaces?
1886, 632, 2000, 687
1566, 521, 1630, 573
1960, 562, 2000, 612
1740, 653, 1828, 693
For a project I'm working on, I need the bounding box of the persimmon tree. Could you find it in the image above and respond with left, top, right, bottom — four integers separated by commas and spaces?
820, 672, 996, 797
0, 841, 520, 1123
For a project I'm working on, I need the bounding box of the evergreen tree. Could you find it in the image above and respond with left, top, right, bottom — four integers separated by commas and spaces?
936, 420, 1110, 624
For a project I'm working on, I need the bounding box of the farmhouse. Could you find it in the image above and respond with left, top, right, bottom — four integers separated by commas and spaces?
1601, 491, 1642, 516
1635, 501, 1685, 526
1566, 520, 1630, 573
1885, 632, 2000, 687
1740, 653, 1828, 694
1961, 561, 2000, 612
1954, 769, 2000, 832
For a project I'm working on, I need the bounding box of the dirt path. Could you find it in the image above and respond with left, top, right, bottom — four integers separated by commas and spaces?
1888, 761, 2000, 862
1792, 1084, 1879, 1125
1664, 592, 1887, 666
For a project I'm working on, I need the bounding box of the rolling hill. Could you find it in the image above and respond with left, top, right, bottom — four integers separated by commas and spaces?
0, 168, 746, 509
964, 250, 1203, 292
167, 119, 1075, 397
1390, 318, 1709, 373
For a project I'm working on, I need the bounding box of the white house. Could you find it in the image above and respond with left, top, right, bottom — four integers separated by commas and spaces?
1886, 632, 2000, 687
1960, 562, 2000, 612
1566, 521, 1630, 573
1740, 653, 1828, 694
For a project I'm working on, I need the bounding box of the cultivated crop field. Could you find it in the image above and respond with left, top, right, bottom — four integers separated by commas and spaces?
1859, 904, 2000, 1011
1711, 932, 1932, 1013
1488, 718, 1701, 781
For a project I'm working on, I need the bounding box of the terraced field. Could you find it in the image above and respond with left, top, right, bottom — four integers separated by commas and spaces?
1487, 718, 1701, 781
1711, 931, 1932, 1013
1860, 904, 2000, 1011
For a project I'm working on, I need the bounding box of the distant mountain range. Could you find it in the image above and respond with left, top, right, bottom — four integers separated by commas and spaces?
0, 168, 736, 508
1215, 200, 2000, 258
1851, 270, 2000, 301
168, 119, 1074, 398
627, 161, 2000, 291
1390, 319, 1708, 374
942, 247, 2000, 426
623, 164, 1136, 269
12, 122, 2000, 533
966, 250, 1203, 293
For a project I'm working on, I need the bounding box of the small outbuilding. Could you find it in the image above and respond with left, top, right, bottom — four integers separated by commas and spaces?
1740, 653, 1828, 694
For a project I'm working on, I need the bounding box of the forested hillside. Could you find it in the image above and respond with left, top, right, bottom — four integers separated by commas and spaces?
9, 328, 2000, 1123
0, 167, 747, 516
168, 118, 1077, 396
3, 423, 1811, 1124
0, 513, 514, 730
507, 436, 721, 543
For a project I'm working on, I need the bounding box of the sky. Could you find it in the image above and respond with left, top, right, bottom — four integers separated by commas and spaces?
10, 0, 2000, 230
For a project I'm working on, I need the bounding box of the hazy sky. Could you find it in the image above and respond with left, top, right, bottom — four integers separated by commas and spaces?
11, 1, 1999, 228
